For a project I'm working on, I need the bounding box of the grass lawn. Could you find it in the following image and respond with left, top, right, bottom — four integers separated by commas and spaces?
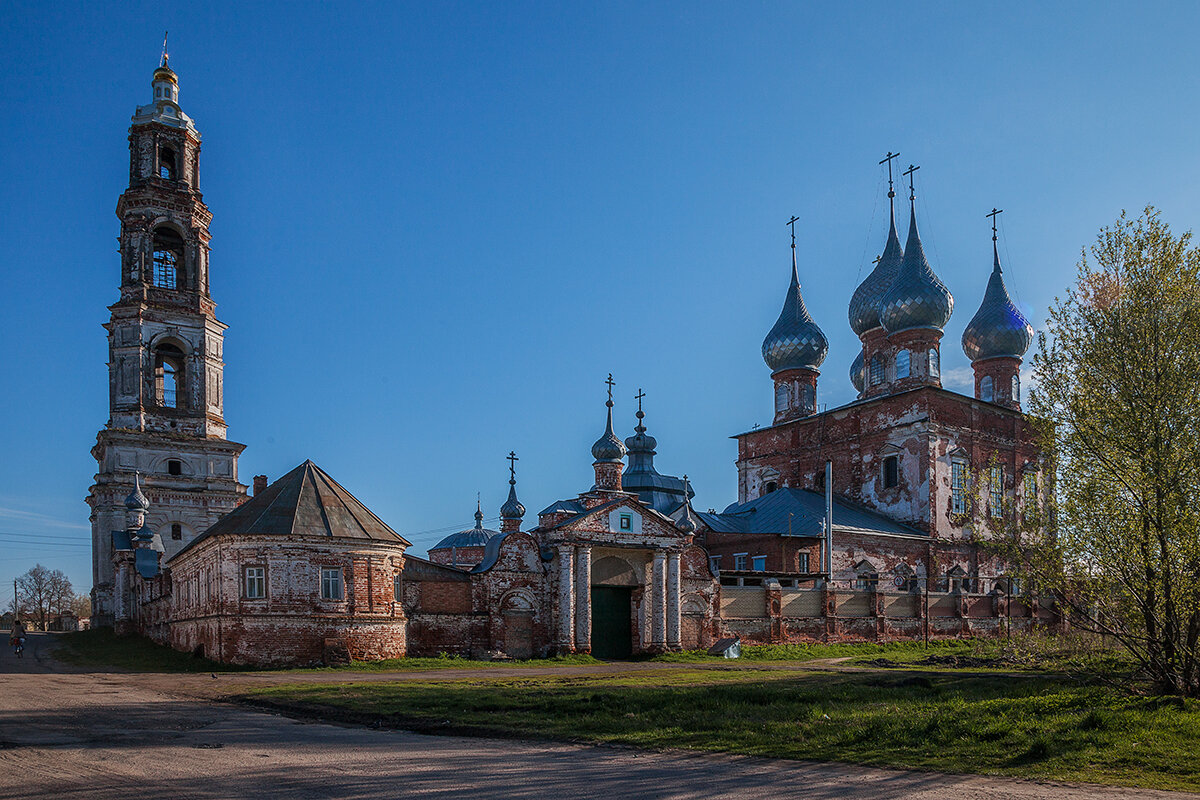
240, 668, 1200, 792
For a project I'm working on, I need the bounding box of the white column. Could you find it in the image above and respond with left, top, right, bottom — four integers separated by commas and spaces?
666, 550, 682, 650
651, 550, 667, 650
575, 546, 592, 652
557, 544, 575, 652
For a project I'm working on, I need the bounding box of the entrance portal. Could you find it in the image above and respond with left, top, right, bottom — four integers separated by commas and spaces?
590, 586, 633, 659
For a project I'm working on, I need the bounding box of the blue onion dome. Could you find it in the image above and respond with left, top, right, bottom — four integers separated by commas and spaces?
880, 203, 954, 334
849, 203, 905, 336
850, 348, 865, 393
677, 477, 698, 534
962, 243, 1034, 362
762, 257, 828, 373
125, 472, 150, 511
432, 502, 501, 550
624, 408, 657, 455
500, 482, 525, 520
592, 398, 627, 462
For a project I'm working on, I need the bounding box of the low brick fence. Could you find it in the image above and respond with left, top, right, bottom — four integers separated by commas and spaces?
718, 585, 1065, 644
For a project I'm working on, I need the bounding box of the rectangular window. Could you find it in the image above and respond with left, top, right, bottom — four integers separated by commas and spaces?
320, 567, 343, 601
171, 523, 182, 540
990, 466, 1004, 518
393, 573, 402, 602
1024, 471, 1037, 505
733, 553, 748, 571
709, 555, 721, 574
797, 552, 810, 573
619, 513, 632, 531
951, 461, 968, 515
882, 455, 899, 489
244, 566, 265, 599
751, 556, 767, 572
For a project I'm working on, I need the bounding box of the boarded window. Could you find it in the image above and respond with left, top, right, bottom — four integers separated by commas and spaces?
751, 556, 766, 572
171, 523, 182, 541
797, 552, 810, 572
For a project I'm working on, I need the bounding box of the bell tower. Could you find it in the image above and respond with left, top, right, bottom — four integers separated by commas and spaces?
88, 47, 247, 625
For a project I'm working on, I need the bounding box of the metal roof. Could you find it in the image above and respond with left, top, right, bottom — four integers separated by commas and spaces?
171, 460, 409, 561
962, 243, 1034, 362
880, 202, 954, 334
849, 201, 905, 336
698, 487, 925, 538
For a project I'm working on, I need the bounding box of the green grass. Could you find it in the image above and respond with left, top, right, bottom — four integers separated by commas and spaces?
649, 639, 978, 663
241, 669, 1200, 792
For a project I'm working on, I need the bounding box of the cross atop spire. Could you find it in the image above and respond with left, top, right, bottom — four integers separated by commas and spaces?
634, 388, 646, 432
786, 215, 800, 249
903, 163, 920, 203
605, 373, 615, 407
161, 31, 170, 67
507, 450, 519, 484
879, 151, 901, 200
987, 207, 1003, 242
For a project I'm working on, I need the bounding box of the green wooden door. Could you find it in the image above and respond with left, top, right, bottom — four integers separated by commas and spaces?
591, 586, 633, 659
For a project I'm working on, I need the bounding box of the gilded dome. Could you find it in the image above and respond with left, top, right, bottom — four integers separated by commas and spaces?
880, 204, 954, 334
962, 244, 1034, 362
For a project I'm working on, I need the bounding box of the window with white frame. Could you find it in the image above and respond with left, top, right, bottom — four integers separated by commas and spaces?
951, 461, 968, 515
244, 566, 265, 599
751, 555, 767, 572
797, 552, 810, 573
990, 466, 1004, 518
619, 513, 632, 531
320, 567, 344, 601
733, 553, 748, 571
709, 555, 721, 574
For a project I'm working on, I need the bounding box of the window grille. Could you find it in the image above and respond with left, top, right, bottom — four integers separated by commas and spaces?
980, 375, 994, 402
895, 349, 910, 379
951, 461, 968, 515
797, 553, 810, 572
153, 249, 178, 289
869, 354, 885, 386
990, 466, 1004, 518
320, 568, 343, 601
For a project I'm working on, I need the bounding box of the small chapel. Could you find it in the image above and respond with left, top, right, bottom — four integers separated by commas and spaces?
96, 55, 1061, 666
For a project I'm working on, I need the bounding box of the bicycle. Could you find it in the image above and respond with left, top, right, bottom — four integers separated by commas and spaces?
10, 637, 24, 658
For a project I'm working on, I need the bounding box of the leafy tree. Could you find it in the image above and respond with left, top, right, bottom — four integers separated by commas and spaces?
14, 564, 74, 631
1011, 206, 1200, 696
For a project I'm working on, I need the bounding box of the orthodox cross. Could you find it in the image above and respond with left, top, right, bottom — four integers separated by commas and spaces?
903, 164, 920, 201
987, 207, 1003, 242
605, 373, 615, 404
507, 451, 519, 481
161, 31, 170, 67
879, 151, 900, 197
634, 388, 646, 414
786, 215, 800, 250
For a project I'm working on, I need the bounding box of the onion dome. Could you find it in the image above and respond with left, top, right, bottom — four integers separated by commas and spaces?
762, 244, 828, 374
432, 500, 501, 550
592, 389, 627, 463
880, 200, 954, 334
849, 202, 905, 336
500, 452, 526, 520
624, 404, 658, 456
153, 63, 177, 84
850, 348, 865, 393
125, 472, 150, 511
962, 241, 1034, 362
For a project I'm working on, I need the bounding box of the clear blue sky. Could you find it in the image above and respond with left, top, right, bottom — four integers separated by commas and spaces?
2, 1, 1197, 604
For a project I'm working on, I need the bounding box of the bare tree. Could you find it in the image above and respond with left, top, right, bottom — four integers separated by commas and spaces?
15, 564, 74, 631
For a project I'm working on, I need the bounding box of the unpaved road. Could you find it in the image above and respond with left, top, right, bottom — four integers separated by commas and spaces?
0, 633, 1192, 800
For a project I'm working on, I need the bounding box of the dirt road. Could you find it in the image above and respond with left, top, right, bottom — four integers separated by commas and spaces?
0, 632, 1191, 800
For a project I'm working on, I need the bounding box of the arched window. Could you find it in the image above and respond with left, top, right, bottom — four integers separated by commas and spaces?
155, 343, 185, 409
928, 348, 940, 378
798, 382, 814, 413
774, 383, 789, 413
895, 349, 910, 379
159, 146, 177, 180
151, 228, 184, 289
764, 481, 778, 494
1011, 374, 1020, 402
980, 375, 994, 402
869, 353, 885, 386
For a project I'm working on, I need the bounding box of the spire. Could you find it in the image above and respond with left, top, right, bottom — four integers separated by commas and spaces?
676, 475, 699, 534
591, 374, 627, 463
879, 164, 954, 334
848, 152, 905, 336
762, 217, 828, 374
500, 451, 526, 523
474, 494, 484, 529
962, 208, 1034, 363
161, 30, 170, 68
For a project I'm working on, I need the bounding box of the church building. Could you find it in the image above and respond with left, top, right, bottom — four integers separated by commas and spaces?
95, 56, 1058, 666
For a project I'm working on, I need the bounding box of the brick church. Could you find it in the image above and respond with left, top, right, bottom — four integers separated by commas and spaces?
95, 56, 1056, 666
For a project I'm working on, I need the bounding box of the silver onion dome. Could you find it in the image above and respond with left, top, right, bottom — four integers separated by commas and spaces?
962, 243, 1034, 362
592, 398, 627, 463
500, 484, 525, 520
125, 472, 150, 511
850, 348, 865, 393
762, 256, 828, 374
677, 477, 698, 534
849, 204, 905, 336
880, 204, 954, 334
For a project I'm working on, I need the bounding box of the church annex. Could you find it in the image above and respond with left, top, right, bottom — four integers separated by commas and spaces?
98, 57, 1060, 666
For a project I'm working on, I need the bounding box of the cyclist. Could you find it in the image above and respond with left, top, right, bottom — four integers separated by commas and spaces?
10, 619, 26, 657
